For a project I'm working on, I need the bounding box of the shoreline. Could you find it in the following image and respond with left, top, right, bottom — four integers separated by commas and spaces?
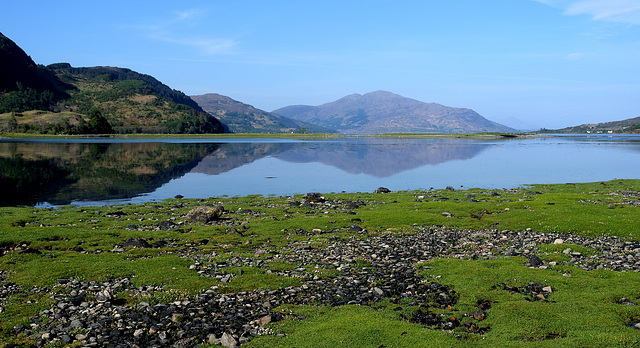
1, 180, 639, 347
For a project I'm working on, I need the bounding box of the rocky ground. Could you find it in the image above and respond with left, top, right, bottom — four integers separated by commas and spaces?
3, 217, 640, 347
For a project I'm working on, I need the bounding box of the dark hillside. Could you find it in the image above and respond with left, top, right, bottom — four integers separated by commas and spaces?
0, 32, 72, 112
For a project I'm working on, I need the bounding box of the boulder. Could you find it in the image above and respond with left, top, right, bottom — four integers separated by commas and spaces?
186, 205, 224, 223
374, 187, 391, 194
122, 237, 150, 249
302, 192, 325, 203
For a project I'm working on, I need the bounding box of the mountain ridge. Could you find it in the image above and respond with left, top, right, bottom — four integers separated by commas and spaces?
191, 93, 335, 134
540, 116, 640, 134
272, 90, 515, 134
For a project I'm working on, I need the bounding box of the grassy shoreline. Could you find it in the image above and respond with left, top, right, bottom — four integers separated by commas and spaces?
0, 132, 539, 140
1, 180, 639, 347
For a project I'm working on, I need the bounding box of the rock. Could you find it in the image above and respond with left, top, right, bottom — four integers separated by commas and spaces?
553, 239, 564, 244
472, 310, 486, 321
441, 212, 453, 217
60, 334, 71, 344
374, 187, 391, 194
633, 323, 640, 330
186, 205, 225, 223
302, 192, 325, 203
446, 186, 455, 191
527, 255, 543, 267
122, 237, 151, 249
373, 287, 384, 296
258, 315, 272, 325
220, 332, 238, 348
94, 290, 112, 303
171, 313, 185, 323
542, 286, 553, 293
133, 328, 145, 337
69, 319, 83, 329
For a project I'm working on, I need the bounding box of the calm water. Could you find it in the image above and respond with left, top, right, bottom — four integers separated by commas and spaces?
1, 135, 639, 207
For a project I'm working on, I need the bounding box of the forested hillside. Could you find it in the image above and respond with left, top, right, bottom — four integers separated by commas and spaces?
0, 33, 223, 134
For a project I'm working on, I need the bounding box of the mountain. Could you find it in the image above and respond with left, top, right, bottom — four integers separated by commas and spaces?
191, 93, 335, 133
0, 32, 223, 134
273, 90, 516, 134
0, 32, 72, 112
540, 116, 640, 134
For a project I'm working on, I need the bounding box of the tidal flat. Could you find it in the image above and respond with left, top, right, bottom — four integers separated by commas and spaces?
1, 180, 639, 347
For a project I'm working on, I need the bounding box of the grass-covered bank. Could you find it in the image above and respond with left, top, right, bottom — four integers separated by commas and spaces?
0, 132, 537, 140
0, 180, 639, 347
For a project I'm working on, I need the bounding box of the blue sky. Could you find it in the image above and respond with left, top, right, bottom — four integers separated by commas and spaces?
3, 0, 640, 129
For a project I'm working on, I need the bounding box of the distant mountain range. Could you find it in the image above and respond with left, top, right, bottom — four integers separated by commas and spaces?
0, 32, 538, 135
273, 91, 516, 134
191, 93, 334, 134
540, 116, 640, 134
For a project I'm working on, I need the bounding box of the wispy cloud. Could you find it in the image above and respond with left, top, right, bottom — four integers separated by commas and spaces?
533, 0, 640, 24
133, 9, 239, 55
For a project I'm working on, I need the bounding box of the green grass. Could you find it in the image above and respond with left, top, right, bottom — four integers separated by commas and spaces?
1, 179, 639, 346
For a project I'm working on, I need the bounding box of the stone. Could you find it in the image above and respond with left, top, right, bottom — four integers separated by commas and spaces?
373, 287, 384, 296
186, 205, 225, 223
94, 290, 112, 303
220, 332, 238, 348
553, 239, 564, 244
374, 187, 391, 194
302, 192, 325, 203
69, 319, 83, 329
171, 313, 185, 323
441, 212, 453, 217
60, 334, 71, 344
122, 237, 150, 249
472, 310, 486, 321
527, 255, 543, 267
133, 328, 145, 337
258, 315, 272, 325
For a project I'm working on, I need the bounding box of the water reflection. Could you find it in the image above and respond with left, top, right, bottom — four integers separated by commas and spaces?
274, 138, 488, 177
1, 135, 639, 206
0, 141, 219, 206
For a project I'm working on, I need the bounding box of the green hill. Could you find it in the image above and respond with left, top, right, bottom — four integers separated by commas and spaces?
540, 116, 640, 134
0, 33, 223, 134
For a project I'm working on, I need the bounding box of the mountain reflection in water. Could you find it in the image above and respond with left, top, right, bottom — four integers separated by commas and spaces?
0, 141, 219, 206
2, 135, 639, 206
272, 138, 488, 177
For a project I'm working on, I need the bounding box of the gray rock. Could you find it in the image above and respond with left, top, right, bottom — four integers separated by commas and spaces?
122, 237, 151, 248
69, 318, 83, 329
186, 205, 225, 223
527, 255, 543, 267
220, 332, 238, 348
302, 192, 325, 203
